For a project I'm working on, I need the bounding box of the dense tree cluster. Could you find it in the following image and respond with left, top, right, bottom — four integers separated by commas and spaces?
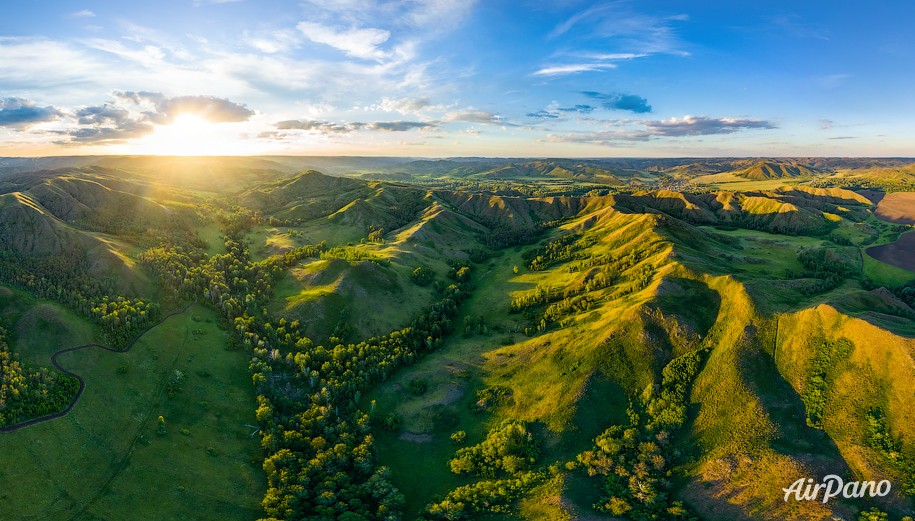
419, 471, 544, 520
792, 247, 861, 294
477, 223, 547, 249
90, 296, 159, 348
448, 420, 540, 478
420, 420, 545, 520
321, 248, 390, 267
410, 267, 434, 286
522, 234, 589, 271
252, 282, 469, 520
812, 177, 915, 194
800, 338, 854, 428
865, 408, 915, 496
576, 350, 706, 520
0, 325, 79, 426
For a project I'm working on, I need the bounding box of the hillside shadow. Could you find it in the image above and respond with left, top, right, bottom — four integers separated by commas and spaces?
740, 344, 850, 474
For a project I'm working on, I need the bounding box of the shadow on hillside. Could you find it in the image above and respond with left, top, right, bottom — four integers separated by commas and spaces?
741, 344, 850, 474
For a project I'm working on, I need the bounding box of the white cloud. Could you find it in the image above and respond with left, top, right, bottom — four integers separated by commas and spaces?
296, 21, 391, 61
243, 30, 301, 54
405, 0, 478, 30
546, 115, 777, 145
539, 2, 690, 76
299, 0, 477, 31
443, 110, 514, 126
374, 96, 432, 114
533, 63, 618, 76
581, 52, 647, 60
72, 9, 96, 18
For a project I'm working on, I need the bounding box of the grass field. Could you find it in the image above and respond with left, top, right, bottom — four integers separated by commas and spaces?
862, 251, 915, 287
0, 304, 264, 521
365, 246, 531, 516
689, 174, 810, 191
246, 220, 367, 261
197, 222, 226, 255
0, 286, 99, 367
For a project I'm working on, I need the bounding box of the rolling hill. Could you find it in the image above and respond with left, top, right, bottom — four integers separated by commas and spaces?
0, 159, 914, 521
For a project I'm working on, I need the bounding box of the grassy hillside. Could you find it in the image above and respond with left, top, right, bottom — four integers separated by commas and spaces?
365, 186, 915, 520
731, 160, 820, 180
2, 161, 914, 521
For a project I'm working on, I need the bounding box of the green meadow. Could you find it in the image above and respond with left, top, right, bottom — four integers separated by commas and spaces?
0, 303, 264, 521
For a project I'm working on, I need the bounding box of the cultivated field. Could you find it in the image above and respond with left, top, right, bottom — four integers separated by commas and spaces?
868, 231, 915, 273
875, 192, 915, 224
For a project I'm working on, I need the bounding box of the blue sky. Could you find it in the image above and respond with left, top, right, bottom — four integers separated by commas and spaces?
1, 0, 913, 156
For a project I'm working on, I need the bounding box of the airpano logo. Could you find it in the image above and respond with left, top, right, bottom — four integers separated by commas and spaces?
783, 475, 891, 503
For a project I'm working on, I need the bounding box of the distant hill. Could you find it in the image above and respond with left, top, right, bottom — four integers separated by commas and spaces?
730, 160, 820, 180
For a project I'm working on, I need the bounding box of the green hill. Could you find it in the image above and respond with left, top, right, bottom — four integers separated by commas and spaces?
731, 160, 821, 180
1, 161, 914, 521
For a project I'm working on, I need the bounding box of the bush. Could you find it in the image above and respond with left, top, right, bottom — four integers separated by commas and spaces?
411, 266, 434, 286
408, 378, 428, 395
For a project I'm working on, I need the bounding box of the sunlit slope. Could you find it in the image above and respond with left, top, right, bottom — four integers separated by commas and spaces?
0, 167, 215, 293
0, 192, 152, 292
731, 160, 821, 180
368, 189, 914, 520
470, 160, 625, 185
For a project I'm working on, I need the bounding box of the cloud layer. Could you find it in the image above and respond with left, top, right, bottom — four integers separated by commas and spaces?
274, 118, 436, 134
0, 98, 62, 126
548, 115, 776, 145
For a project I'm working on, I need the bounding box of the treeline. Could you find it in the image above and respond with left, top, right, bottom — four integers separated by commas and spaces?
138, 231, 472, 520
510, 239, 659, 335
865, 408, 915, 496
812, 177, 915, 194
801, 338, 854, 428
523, 233, 590, 271
0, 254, 159, 349
321, 247, 390, 266
0, 325, 79, 426
575, 350, 706, 520
791, 247, 861, 294
253, 282, 470, 520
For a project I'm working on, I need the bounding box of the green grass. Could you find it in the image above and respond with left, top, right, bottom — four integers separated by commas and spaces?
862, 253, 915, 287
246, 220, 366, 261
365, 247, 532, 517
0, 285, 99, 366
0, 304, 264, 521
196, 222, 225, 255
690, 174, 810, 191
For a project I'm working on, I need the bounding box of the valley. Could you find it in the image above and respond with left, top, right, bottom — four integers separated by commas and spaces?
0, 156, 913, 521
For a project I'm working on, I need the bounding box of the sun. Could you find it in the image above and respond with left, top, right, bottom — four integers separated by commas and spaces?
138, 114, 237, 156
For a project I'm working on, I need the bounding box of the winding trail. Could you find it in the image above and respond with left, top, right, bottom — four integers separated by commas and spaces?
0, 303, 193, 433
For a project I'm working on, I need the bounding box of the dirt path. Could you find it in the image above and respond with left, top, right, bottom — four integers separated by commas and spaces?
0, 303, 193, 433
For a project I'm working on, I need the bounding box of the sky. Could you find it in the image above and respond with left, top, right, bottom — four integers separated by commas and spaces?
1, 0, 913, 157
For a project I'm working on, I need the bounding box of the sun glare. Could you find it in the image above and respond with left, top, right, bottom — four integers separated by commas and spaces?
138, 114, 237, 156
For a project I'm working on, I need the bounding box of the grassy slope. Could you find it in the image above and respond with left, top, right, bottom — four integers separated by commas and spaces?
0, 285, 99, 366
0, 304, 264, 521
776, 306, 915, 517
365, 188, 915, 521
